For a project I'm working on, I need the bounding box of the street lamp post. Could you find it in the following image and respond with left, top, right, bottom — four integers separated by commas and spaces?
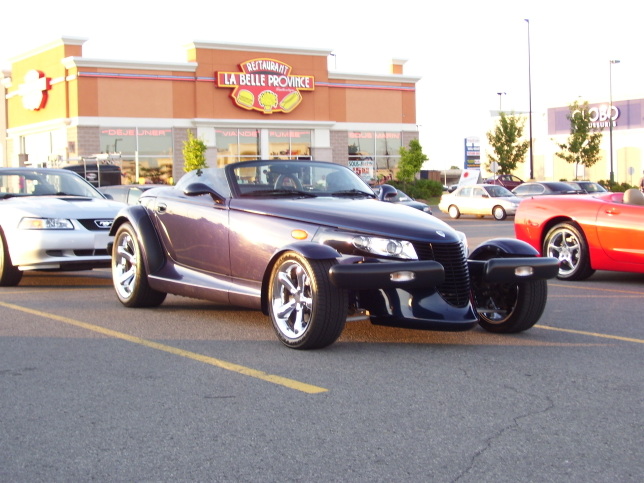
497, 92, 506, 111
609, 59, 620, 183
525, 19, 534, 180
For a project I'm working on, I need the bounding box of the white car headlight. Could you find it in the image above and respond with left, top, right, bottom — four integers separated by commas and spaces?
19, 217, 74, 230
352, 236, 418, 259
456, 230, 469, 257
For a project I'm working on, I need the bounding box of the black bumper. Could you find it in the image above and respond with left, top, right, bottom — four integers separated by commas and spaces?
328, 260, 444, 290
468, 257, 560, 282
329, 256, 559, 290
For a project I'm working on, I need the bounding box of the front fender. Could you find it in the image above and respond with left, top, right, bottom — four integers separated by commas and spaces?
260, 241, 342, 315
108, 205, 165, 274
274, 241, 342, 260
468, 238, 559, 282
470, 237, 540, 259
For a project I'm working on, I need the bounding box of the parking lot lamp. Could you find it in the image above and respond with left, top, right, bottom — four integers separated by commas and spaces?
609, 59, 620, 183
524, 19, 534, 180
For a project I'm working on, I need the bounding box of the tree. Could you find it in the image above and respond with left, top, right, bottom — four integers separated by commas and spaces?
486, 112, 530, 175
555, 100, 603, 179
182, 130, 208, 172
396, 139, 428, 183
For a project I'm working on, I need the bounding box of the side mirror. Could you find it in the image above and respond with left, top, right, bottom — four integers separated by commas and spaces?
378, 184, 398, 201
184, 182, 226, 204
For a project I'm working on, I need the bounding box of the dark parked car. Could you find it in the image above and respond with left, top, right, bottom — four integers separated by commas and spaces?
567, 181, 608, 194
512, 181, 584, 197
99, 184, 165, 205
485, 174, 524, 190
374, 184, 432, 214
108, 160, 558, 349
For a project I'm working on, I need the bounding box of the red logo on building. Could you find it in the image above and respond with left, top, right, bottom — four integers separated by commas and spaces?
19, 70, 51, 111
217, 58, 314, 114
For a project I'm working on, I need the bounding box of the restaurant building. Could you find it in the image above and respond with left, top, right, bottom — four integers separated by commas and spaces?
1, 37, 420, 184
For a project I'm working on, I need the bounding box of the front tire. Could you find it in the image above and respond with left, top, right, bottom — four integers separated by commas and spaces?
268, 252, 347, 349
448, 205, 461, 219
492, 205, 507, 220
475, 279, 548, 333
543, 222, 594, 280
0, 230, 23, 286
112, 222, 167, 307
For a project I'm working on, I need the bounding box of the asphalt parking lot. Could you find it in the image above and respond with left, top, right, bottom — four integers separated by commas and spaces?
1, 213, 642, 482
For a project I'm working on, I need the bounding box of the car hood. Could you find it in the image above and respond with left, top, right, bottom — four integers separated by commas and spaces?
230, 197, 459, 243
3, 196, 125, 218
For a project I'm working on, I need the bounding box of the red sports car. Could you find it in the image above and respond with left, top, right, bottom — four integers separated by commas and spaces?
514, 189, 644, 280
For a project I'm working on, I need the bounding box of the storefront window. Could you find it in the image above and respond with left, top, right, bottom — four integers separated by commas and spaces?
99, 128, 174, 184
348, 131, 401, 184
269, 129, 311, 160
216, 129, 260, 166
216, 128, 311, 165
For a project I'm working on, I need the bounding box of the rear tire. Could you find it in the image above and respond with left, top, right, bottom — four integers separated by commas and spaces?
112, 222, 166, 307
0, 230, 22, 286
268, 252, 347, 349
543, 222, 594, 280
448, 205, 460, 219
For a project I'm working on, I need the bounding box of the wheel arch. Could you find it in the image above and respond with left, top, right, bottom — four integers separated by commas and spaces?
260, 242, 341, 315
109, 206, 165, 274
537, 216, 577, 254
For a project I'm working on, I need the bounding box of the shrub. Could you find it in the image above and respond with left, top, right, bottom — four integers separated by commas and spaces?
387, 179, 443, 200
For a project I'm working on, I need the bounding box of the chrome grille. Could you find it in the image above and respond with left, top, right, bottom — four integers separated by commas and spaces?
78, 219, 113, 231
412, 241, 470, 307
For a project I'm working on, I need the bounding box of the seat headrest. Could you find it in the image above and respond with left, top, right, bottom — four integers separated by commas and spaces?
623, 188, 644, 206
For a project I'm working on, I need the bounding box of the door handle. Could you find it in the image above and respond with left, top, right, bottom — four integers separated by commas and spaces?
156, 203, 167, 214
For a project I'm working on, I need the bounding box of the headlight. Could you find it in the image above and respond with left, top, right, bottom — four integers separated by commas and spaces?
456, 230, 469, 257
18, 217, 74, 230
352, 235, 417, 259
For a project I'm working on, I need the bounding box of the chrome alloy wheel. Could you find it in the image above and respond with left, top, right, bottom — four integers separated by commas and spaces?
270, 259, 313, 340
545, 227, 581, 278
113, 230, 137, 300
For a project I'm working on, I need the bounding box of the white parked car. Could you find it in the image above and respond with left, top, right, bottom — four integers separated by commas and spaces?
0, 168, 124, 286
439, 184, 521, 221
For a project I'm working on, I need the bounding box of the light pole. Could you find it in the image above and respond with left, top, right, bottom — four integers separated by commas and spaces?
609, 59, 620, 183
497, 92, 506, 111
524, 19, 534, 180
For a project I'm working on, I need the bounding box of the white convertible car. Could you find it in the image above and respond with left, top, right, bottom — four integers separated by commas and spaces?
0, 168, 124, 286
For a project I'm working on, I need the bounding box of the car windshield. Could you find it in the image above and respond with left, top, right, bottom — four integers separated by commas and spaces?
0, 169, 105, 199
227, 160, 375, 198
485, 185, 514, 197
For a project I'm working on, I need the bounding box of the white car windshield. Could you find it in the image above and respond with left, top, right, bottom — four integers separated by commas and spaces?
0, 169, 105, 199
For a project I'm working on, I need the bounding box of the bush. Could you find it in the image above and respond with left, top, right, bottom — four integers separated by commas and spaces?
597, 180, 634, 192
387, 179, 443, 200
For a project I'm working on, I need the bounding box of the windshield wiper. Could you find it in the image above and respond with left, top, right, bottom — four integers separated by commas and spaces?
242, 189, 317, 198
329, 189, 375, 198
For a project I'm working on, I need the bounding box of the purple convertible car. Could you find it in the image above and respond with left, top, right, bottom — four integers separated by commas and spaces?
108, 160, 558, 349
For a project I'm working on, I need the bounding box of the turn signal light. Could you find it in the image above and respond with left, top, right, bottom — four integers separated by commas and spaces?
390, 271, 415, 282
515, 266, 534, 277
291, 229, 308, 240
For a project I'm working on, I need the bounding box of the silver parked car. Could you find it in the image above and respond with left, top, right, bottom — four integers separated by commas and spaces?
439, 184, 521, 220
0, 168, 124, 286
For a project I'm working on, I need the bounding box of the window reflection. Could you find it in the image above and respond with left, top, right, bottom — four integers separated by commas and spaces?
348, 131, 402, 184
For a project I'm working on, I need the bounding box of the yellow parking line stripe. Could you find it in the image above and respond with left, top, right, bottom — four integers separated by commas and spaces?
0, 301, 328, 394
535, 324, 644, 344
550, 283, 644, 296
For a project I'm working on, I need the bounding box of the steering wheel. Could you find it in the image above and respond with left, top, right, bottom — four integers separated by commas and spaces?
274, 174, 303, 191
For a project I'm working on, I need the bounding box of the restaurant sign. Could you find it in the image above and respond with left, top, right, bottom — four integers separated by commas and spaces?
19, 69, 51, 111
217, 58, 314, 114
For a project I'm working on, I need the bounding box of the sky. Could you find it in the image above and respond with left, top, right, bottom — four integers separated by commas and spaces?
2, 0, 642, 170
